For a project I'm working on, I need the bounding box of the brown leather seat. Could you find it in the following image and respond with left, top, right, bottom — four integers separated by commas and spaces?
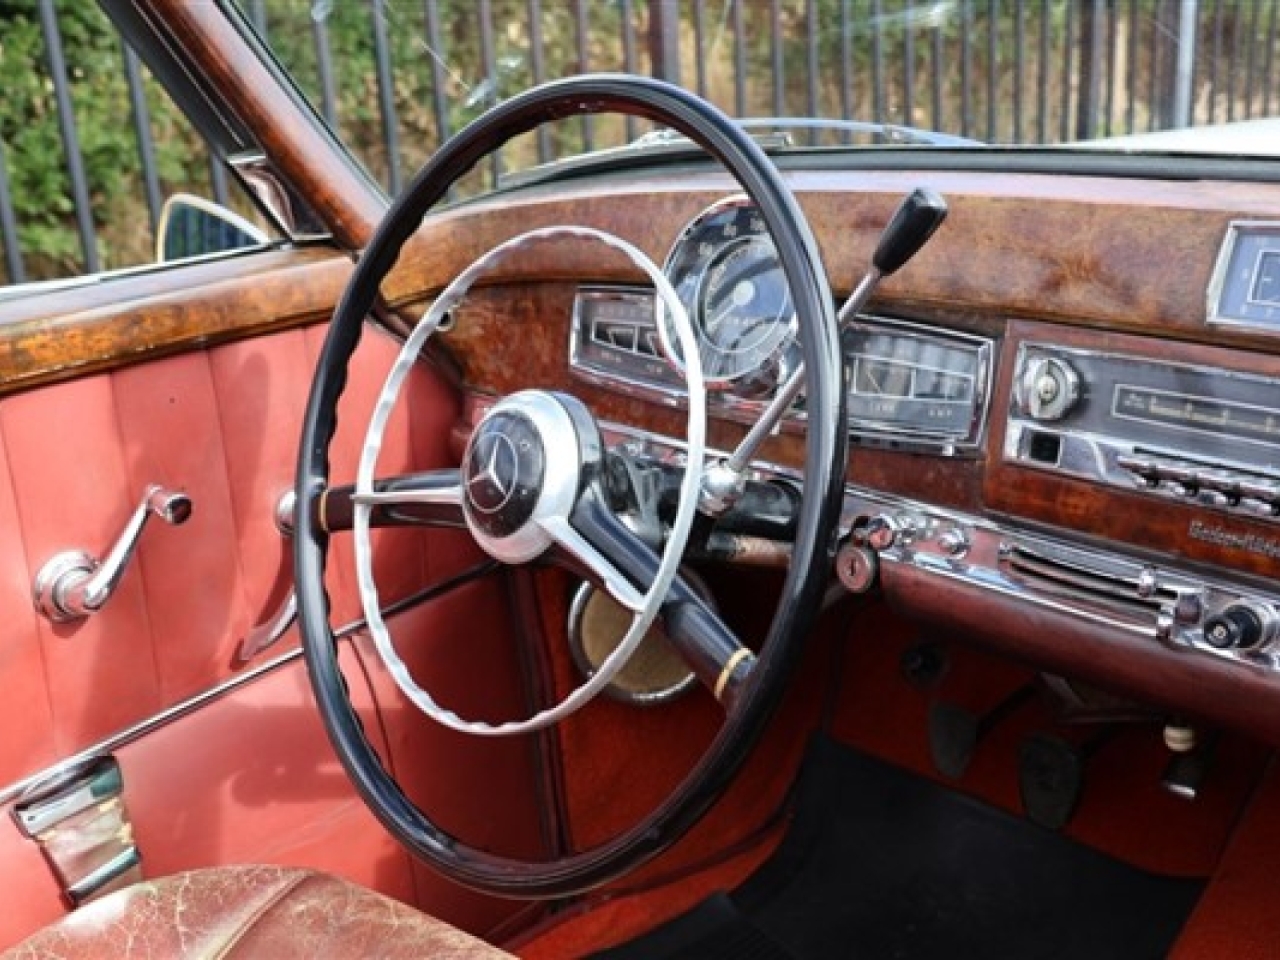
2, 865, 513, 959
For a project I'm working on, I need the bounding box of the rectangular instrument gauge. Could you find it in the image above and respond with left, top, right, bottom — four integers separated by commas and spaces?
1208, 221, 1280, 328
569, 286, 684, 397
844, 316, 993, 454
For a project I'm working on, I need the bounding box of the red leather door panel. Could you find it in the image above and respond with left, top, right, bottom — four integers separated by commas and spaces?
2, 374, 165, 751
0, 304, 540, 945
0, 431, 57, 780
0, 324, 449, 780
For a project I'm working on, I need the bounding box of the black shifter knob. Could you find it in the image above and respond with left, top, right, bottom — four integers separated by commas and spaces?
872, 187, 949, 276
1204, 604, 1264, 649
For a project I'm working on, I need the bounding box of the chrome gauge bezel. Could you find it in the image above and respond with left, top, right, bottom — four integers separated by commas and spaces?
655, 194, 799, 390
845, 315, 994, 456
1207, 220, 1280, 331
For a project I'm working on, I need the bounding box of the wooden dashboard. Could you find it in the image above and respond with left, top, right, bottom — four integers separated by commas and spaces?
430, 167, 1280, 571
422, 164, 1280, 742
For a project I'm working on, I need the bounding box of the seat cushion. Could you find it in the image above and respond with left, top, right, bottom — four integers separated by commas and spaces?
2, 865, 512, 959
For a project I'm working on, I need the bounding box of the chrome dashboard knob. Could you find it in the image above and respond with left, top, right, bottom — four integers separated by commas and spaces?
937, 527, 970, 558
1017, 355, 1081, 421
1203, 602, 1275, 650
864, 515, 901, 551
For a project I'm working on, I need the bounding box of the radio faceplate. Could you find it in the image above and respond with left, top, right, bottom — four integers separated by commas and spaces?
1006, 342, 1280, 521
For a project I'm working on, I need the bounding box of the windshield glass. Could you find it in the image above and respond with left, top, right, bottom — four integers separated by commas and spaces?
242, 0, 1279, 193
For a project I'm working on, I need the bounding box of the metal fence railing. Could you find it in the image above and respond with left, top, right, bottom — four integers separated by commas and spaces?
2, 0, 1279, 288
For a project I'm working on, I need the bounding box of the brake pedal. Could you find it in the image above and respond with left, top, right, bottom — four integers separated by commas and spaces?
1019, 734, 1085, 830
1018, 727, 1116, 829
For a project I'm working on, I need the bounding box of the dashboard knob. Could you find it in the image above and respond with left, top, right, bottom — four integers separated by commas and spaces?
1018, 355, 1081, 421
864, 515, 900, 551
1135, 566, 1159, 598
1203, 604, 1266, 650
937, 527, 970, 557
1172, 592, 1203, 626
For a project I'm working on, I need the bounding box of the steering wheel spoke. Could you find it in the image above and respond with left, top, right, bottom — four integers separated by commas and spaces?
564, 491, 755, 708
314, 470, 465, 532
541, 513, 647, 613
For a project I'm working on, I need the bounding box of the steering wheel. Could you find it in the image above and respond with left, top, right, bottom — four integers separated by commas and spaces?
295, 74, 847, 898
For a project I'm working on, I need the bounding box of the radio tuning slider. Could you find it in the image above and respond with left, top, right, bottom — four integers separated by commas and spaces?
1018, 355, 1081, 421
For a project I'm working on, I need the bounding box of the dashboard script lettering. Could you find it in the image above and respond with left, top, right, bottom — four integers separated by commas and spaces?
1189, 520, 1280, 560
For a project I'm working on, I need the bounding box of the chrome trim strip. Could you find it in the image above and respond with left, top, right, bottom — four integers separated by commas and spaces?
0, 567, 500, 809
0, 646, 306, 809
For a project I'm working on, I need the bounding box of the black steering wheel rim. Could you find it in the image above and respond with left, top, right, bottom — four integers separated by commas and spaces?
295, 74, 848, 898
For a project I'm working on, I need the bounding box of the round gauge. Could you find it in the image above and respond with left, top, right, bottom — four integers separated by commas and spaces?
658, 198, 795, 387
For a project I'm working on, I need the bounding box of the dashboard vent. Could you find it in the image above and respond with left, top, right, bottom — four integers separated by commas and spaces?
999, 542, 1175, 626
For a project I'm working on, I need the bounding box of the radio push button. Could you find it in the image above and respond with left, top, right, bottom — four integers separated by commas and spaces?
1157, 462, 1200, 498
1193, 469, 1242, 507
1237, 478, 1280, 517
1116, 454, 1161, 488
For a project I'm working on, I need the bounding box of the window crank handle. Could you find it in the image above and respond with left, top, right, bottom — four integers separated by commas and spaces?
33, 485, 193, 623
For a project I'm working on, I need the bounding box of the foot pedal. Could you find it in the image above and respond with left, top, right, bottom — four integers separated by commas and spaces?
929, 684, 1036, 779
1019, 734, 1086, 829
929, 702, 981, 779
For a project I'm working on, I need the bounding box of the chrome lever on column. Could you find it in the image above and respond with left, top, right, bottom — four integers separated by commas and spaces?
33, 486, 193, 623
236, 490, 297, 665
701, 188, 948, 515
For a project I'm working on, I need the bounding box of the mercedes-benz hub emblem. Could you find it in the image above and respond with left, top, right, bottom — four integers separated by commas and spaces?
462, 410, 546, 538
466, 432, 518, 514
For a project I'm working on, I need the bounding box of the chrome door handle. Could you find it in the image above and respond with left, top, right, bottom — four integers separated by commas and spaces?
33, 486, 192, 622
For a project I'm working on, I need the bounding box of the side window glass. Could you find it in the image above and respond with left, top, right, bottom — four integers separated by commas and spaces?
245, 0, 1280, 190
0, 1, 277, 294
237, 0, 667, 198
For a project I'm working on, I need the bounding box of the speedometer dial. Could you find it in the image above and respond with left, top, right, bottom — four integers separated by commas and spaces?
658, 198, 795, 387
